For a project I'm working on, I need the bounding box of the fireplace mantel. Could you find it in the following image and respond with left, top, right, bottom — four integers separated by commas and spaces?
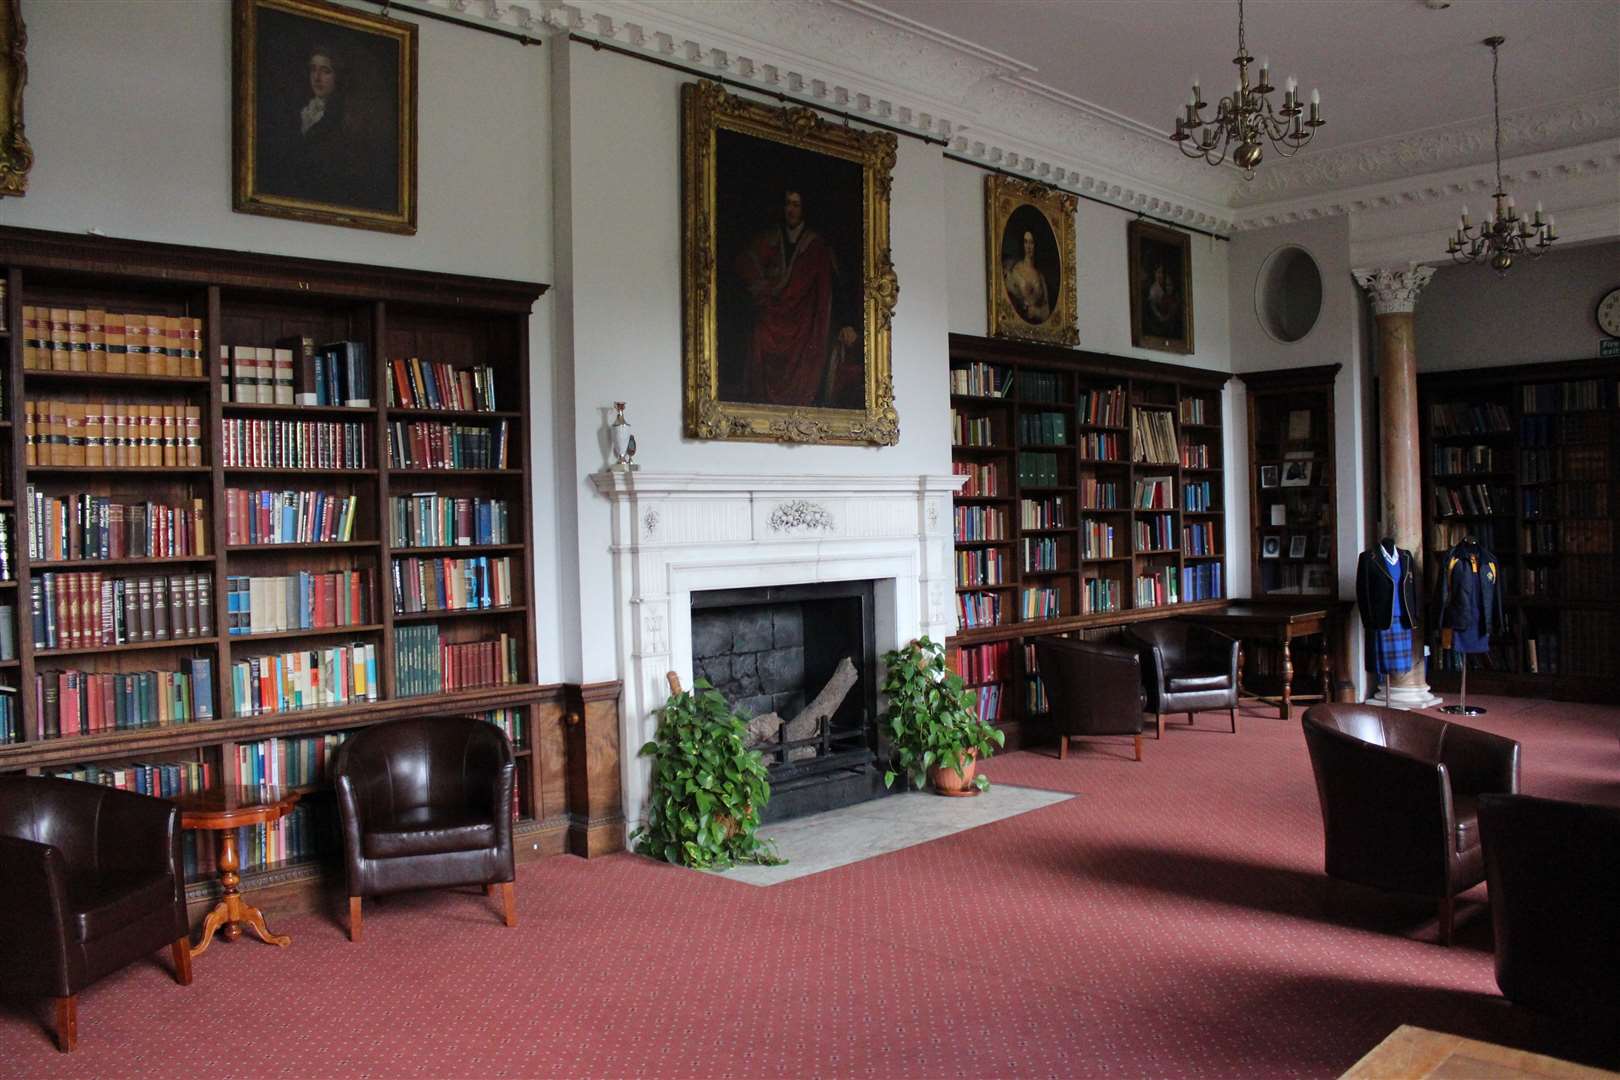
590, 471, 961, 826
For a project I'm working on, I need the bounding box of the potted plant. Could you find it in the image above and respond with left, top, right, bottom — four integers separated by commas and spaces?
880, 636, 1005, 795
631, 677, 783, 869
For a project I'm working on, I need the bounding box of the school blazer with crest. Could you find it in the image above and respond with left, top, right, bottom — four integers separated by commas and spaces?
1355, 547, 1421, 655
1437, 539, 1505, 637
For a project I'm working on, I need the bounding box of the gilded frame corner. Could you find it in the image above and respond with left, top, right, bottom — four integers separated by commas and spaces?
985, 175, 1078, 346
1127, 218, 1195, 355
681, 80, 899, 447
232, 0, 418, 235
0, 0, 33, 198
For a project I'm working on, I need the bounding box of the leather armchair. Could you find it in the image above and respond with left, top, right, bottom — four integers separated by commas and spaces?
1479, 793, 1620, 1022
1301, 703, 1520, 945
0, 777, 192, 1052
1034, 636, 1146, 761
1123, 621, 1239, 738
333, 716, 517, 941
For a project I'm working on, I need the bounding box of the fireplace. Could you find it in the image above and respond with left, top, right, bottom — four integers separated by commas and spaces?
691, 581, 882, 821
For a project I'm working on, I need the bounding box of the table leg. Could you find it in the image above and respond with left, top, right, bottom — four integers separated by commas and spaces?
191, 829, 292, 957
1320, 635, 1332, 703
1280, 637, 1294, 721
1236, 642, 1246, 698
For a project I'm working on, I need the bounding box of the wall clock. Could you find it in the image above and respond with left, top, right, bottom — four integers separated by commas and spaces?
1599, 287, 1620, 338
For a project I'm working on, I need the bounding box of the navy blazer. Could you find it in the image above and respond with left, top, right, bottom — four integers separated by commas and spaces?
1356, 546, 1420, 657
1438, 540, 1505, 638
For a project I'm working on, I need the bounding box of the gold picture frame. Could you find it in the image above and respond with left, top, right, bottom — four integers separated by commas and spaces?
985, 176, 1077, 346
233, 0, 417, 234
1128, 219, 1194, 354
0, 0, 33, 198
681, 81, 899, 446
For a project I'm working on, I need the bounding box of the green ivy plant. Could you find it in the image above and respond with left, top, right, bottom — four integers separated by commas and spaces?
632, 678, 784, 869
881, 635, 1005, 793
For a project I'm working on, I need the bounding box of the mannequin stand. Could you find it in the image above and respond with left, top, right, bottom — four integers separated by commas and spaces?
1439, 655, 1486, 716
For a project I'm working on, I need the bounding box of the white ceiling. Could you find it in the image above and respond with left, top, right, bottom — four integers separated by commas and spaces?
863, 0, 1619, 156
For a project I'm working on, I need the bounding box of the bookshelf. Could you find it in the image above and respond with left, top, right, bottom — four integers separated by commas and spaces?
1418, 357, 1619, 702
947, 333, 1229, 748
0, 227, 559, 903
1239, 365, 1339, 600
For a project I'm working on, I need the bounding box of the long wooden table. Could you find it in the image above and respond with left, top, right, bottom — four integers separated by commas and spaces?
1187, 600, 1353, 720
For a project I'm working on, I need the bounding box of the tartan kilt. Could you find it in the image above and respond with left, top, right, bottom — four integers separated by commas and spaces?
1373, 627, 1414, 676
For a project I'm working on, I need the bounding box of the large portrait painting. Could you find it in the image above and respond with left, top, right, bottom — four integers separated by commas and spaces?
0, 0, 32, 197
985, 176, 1077, 345
682, 81, 899, 446
1128, 219, 1195, 354
233, 0, 417, 234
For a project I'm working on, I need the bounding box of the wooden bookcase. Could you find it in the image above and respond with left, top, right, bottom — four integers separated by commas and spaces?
946, 333, 1229, 747
0, 227, 554, 892
1418, 357, 1619, 702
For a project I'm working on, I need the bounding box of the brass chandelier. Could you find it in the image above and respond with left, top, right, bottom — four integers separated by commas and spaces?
1446, 36, 1556, 275
1170, 0, 1324, 179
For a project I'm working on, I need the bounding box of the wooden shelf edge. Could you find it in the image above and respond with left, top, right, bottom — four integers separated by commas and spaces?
947, 598, 1228, 647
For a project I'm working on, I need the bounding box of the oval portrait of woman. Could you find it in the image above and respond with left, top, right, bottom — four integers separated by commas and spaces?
999, 204, 1061, 327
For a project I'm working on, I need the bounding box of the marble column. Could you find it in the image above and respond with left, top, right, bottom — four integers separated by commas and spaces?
1352, 265, 1442, 709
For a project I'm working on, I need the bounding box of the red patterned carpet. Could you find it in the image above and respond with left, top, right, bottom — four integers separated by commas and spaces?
4, 694, 1617, 1078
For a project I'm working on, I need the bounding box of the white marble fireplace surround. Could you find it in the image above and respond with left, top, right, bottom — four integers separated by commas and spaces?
591, 472, 961, 828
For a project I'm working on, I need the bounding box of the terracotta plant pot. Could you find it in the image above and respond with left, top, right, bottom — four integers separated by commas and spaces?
928, 751, 978, 797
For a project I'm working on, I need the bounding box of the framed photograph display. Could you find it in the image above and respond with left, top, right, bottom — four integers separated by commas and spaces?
1316, 534, 1331, 560
233, 0, 418, 233
985, 175, 1078, 346
1280, 460, 1313, 488
1260, 465, 1280, 488
1127, 219, 1194, 354
681, 81, 898, 446
1261, 535, 1282, 559
1289, 535, 1308, 559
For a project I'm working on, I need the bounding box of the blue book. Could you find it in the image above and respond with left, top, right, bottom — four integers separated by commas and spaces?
190, 657, 214, 721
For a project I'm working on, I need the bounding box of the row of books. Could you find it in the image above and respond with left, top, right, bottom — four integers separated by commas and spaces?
1025, 675, 1048, 715
1083, 576, 1122, 613
1433, 483, 1509, 518
1080, 387, 1127, 427
1431, 401, 1511, 435
1565, 481, 1609, 519
391, 555, 515, 614
387, 420, 510, 470
1430, 520, 1502, 554
1183, 521, 1217, 557
1133, 475, 1175, 510
1179, 398, 1207, 425
1182, 562, 1224, 602
1521, 489, 1552, 519
22, 307, 205, 376
388, 358, 501, 413
954, 506, 1006, 542
1082, 520, 1116, 559
1519, 449, 1556, 483
956, 547, 1006, 587
1018, 452, 1059, 486
0, 517, 10, 582
229, 643, 379, 717
49, 759, 214, 799
1521, 412, 1608, 447
1184, 480, 1216, 512
1523, 522, 1558, 555
1135, 568, 1179, 607
1131, 407, 1179, 465
1020, 586, 1060, 621
1080, 478, 1119, 509
1559, 521, 1613, 555
948, 362, 1011, 398
1432, 445, 1495, 475
1020, 496, 1066, 530
221, 418, 370, 470
0, 695, 17, 744
951, 412, 997, 447
34, 660, 216, 739
31, 572, 214, 650
1523, 379, 1604, 414
949, 641, 1010, 686
394, 626, 521, 698
969, 682, 1002, 724
1078, 432, 1123, 461
224, 489, 359, 546
1024, 536, 1063, 571
1019, 371, 1063, 404
1135, 515, 1174, 551
389, 494, 511, 549
956, 591, 1002, 630
24, 400, 204, 468
952, 460, 1002, 498
1018, 412, 1068, 446
24, 491, 207, 562
1520, 558, 1617, 600
479, 709, 525, 748
222, 339, 372, 408
1180, 442, 1211, 469
226, 571, 374, 636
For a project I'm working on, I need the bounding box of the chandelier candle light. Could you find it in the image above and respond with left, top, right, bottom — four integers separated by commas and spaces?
1170, 0, 1324, 178
1446, 36, 1556, 275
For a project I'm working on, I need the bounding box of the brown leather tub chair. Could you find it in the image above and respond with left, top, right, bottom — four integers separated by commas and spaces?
1301, 703, 1520, 944
1479, 793, 1620, 1023
1123, 621, 1239, 738
0, 776, 192, 1052
1034, 636, 1147, 761
333, 716, 517, 941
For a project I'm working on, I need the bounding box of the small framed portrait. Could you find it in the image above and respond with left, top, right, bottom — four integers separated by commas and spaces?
985, 176, 1078, 346
1281, 460, 1313, 487
1289, 535, 1308, 559
1259, 465, 1280, 488
1261, 535, 1282, 559
1127, 219, 1194, 354
682, 81, 898, 446
233, 0, 417, 234
1316, 534, 1332, 560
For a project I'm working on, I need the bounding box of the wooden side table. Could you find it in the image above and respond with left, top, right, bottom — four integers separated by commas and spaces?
1187, 601, 1351, 720
175, 784, 302, 957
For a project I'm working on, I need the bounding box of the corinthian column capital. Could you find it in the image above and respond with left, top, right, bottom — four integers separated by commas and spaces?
1352, 265, 1437, 316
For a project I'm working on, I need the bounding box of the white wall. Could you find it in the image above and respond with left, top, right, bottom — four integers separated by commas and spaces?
553, 44, 954, 683
4, 0, 564, 677
1416, 239, 1620, 370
